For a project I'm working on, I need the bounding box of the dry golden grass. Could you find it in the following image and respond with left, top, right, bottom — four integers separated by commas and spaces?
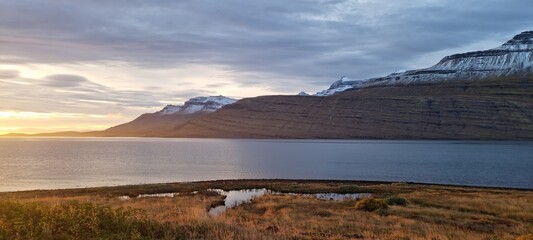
1, 180, 532, 240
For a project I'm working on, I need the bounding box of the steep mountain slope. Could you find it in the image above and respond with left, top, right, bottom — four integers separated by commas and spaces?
99, 96, 237, 137
171, 76, 533, 139
317, 31, 533, 96
101, 113, 196, 137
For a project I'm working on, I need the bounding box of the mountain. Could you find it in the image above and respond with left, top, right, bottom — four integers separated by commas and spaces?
317, 31, 533, 96
99, 96, 237, 137
4, 31, 533, 139
157, 96, 238, 115
0, 96, 238, 138
162, 31, 533, 139
170, 76, 533, 139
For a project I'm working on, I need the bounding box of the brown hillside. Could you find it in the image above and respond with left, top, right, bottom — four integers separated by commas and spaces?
171, 76, 533, 139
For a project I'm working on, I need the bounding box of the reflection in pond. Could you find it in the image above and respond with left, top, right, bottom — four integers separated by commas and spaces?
137, 192, 180, 198
118, 192, 181, 200
293, 192, 372, 201
208, 189, 371, 217
208, 188, 271, 216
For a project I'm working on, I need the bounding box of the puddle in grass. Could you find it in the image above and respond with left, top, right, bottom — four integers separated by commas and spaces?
208, 188, 271, 216
207, 189, 371, 217
293, 192, 372, 201
118, 188, 370, 215
138, 192, 180, 198
118, 192, 183, 200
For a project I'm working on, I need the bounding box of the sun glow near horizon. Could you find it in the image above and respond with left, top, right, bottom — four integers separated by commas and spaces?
0, 111, 125, 119
0, 62, 308, 135
0, 110, 128, 135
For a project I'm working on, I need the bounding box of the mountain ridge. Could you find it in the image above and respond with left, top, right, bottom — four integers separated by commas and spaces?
317, 31, 533, 96
3, 31, 533, 139
169, 75, 533, 139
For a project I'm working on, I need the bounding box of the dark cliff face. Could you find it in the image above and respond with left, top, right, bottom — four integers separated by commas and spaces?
170, 76, 533, 139
439, 31, 533, 63
505, 31, 533, 45
438, 49, 518, 63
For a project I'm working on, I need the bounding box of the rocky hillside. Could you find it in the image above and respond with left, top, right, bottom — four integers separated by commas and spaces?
317, 31, 533, 96
170, 76, 533, 139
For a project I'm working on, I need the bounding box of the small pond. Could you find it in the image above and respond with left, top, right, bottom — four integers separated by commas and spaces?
207, 188, 371, 216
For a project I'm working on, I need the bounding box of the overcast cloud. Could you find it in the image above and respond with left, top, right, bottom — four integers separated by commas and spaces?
0, 0, 532, 132
2, 0, 533, 78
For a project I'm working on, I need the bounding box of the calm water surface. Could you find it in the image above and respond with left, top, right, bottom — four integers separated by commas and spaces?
206, 189, 371, 216
0, 138, 532, 192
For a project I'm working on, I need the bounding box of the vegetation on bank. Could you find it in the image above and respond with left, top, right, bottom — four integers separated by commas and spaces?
0, 201, 182, 239
0, 180, 532, 240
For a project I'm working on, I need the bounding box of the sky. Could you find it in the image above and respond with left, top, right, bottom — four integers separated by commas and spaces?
0, 0, 532, 134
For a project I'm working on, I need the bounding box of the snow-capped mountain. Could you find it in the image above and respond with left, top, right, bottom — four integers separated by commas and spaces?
316, 76, 364, 96
158, 105, 182, 115
317, 31, 533, 96
157, 95, 238, 115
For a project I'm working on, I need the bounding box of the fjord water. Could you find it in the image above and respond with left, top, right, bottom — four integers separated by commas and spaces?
0, 138, 532, 192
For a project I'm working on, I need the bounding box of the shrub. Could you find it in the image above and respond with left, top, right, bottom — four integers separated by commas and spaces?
338, 185, 360, 193
385, 196, 408, 206
0, 200, 181, 240
517, 234, 533, 240
355, 198, 388, 212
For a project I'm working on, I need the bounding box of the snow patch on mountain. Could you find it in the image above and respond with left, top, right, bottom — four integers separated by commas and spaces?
316, 31, 533, 96
157, 96, 238, 115
159, 105, 182, 115
316, 76, 364, 96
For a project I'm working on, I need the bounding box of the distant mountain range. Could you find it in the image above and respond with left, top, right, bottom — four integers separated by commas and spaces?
5, 31, 533, 139
317, 31, 533, 96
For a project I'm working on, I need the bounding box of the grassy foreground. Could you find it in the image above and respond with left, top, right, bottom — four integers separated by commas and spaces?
0, 180, 532, 240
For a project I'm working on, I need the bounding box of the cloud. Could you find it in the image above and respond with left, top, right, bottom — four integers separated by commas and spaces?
43, 74, 92, 87
0, 70, 19, 79
0, 0, 531, 86
0, 73, 213, 118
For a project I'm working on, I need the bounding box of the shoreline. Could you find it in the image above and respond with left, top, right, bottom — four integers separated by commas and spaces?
2, 179, 532, 197
2, 178, 532, 239
3, 134, 533, 141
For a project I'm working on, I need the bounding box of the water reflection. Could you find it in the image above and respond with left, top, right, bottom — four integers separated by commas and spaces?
1, 138, 532, 192
292, 192, 371, 201
208, 188, 271, 216
118, 192, 182, 200
137, 192, 179, 198
208, 189, 371, 216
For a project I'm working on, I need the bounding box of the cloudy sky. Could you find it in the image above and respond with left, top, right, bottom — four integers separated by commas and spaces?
0, 0, 532, 134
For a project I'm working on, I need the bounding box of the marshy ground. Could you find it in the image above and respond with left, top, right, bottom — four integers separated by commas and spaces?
0, 180, 532, 239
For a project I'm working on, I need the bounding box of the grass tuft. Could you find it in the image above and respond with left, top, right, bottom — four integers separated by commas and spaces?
355, 198, 388, 212
0, 200, 180, 240
385, 196, 408, 206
